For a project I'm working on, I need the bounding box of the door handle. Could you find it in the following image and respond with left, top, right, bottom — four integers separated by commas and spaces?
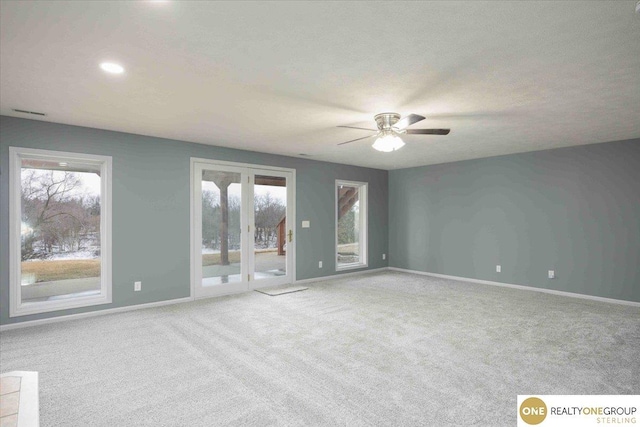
288, 230, 293, 242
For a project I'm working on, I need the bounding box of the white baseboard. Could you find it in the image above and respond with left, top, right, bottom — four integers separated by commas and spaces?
0, 296, 194, 332
295, 267, 388, 285
5, 266, 633, 331
1, 269, 388, 331
1, 268, 388, 331
388, 267, 640, 307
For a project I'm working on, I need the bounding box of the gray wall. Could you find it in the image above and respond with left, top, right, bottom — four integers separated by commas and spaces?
0, 116, 388, 325
389, 139, 640, 302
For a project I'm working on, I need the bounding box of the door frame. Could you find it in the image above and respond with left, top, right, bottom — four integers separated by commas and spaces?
190, 157, 296, 299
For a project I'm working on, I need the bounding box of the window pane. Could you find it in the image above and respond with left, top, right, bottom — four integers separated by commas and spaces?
201, 170, 242, 285
20, 164, 102, 303
337, 184, 360, 267
254, 175, 287, 280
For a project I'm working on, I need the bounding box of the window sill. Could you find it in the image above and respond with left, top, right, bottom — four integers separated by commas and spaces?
336, 262, 368, 272
10, 294, 112, 318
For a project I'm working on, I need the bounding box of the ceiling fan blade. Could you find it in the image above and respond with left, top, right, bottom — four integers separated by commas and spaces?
337, 125, 378, 131
405, 128, 451, 135
395, 114, 425, 130
337, 135, 375, 146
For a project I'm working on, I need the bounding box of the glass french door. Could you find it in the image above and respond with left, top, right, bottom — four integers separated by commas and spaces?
193, 160, 294, 298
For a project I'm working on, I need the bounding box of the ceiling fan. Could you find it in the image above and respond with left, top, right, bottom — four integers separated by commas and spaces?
337, 113, 450, 152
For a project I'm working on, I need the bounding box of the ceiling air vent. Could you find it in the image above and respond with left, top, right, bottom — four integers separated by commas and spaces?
13, 109, 46, 116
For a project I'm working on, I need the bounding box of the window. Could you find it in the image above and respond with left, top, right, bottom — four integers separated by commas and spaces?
9, 147, 112, 317
336, 180, 367, 270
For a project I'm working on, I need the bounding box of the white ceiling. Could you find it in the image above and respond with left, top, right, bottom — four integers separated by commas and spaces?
1, 1, 639, 170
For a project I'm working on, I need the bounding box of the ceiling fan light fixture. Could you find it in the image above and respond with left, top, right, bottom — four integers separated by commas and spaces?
372, 132, 405, 152
337, 112, 449, 150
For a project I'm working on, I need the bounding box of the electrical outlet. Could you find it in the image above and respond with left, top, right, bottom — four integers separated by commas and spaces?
319, 261, 322, 268
496, 265, 501, 273
134, 281, 142, 291
382, 253, 386, 260
548, 270, 555, 279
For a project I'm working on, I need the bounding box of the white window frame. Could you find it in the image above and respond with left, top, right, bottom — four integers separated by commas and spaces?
335, 180, 368, 271
9, 147, 112, 317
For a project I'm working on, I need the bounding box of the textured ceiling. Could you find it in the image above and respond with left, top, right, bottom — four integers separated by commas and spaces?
1, 1, 639, 170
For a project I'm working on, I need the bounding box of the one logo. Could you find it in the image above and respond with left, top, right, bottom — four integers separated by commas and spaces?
519, 397, 547, 425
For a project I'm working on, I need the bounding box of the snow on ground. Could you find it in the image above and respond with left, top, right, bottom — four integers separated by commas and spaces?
201, 247, 278, 255
202, 248, 221, 254
25, 250, 99, 261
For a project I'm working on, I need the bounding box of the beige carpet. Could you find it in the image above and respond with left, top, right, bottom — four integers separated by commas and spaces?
1, 271, 638, 426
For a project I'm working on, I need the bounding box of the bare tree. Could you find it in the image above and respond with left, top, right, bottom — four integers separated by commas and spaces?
254, 192, 285, 248
21, 169, 99, 260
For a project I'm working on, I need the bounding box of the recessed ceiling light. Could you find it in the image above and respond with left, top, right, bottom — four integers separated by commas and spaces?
100, 62, 124, 74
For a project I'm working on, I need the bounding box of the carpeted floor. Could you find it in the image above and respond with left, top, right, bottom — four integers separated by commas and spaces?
1, 271, 639, 426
